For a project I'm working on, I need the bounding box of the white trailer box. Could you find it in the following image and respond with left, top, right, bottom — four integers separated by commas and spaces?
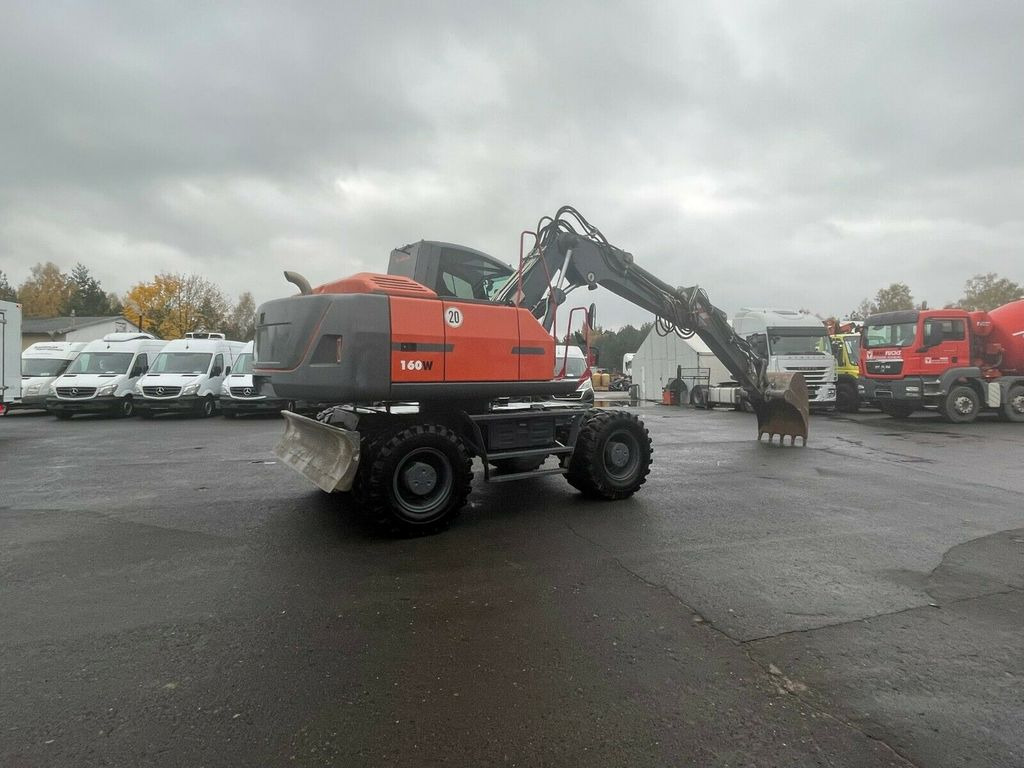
1, 300, 23, 410
632, 327, 731, 402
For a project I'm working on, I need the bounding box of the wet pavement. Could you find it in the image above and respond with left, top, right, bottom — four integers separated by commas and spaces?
1, 405, 1021, 766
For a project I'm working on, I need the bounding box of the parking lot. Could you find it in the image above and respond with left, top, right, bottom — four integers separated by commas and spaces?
1, 406, 1022, 767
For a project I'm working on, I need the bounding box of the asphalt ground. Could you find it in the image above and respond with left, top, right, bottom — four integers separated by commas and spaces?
1, 403, 1022, 767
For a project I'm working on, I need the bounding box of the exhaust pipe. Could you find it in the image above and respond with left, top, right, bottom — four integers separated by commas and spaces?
284, 271, 313, 295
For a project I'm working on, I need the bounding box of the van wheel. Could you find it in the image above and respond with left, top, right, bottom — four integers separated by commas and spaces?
116, 397, 135, 418
939, 385, 979, 423
198, 396, 216, 418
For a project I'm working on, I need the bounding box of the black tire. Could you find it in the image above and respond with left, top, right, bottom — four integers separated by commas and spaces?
1001, 384, 1024, 423
115, 396, 134, 418
836, 381, 860, 413
492, 456, 546, 474
880, 402, 916, 419
198, 396, 216, 418
690, 385, 708, 409
55, 411, 73, 421
566, 410, 653, 500
939, 385, 980, 423
354, 424, 472, 535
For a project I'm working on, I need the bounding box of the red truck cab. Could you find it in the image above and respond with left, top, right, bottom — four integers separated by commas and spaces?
858, 305, 1024, 422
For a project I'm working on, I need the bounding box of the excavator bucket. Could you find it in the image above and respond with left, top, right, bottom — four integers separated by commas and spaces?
754, 372, 810, 445
274, 411, 362, 493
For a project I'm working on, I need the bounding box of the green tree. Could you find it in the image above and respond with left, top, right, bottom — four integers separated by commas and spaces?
957, 273, 1023, 311
588, 322, 652, 373
223, 292, 257, 341
0, 271, 16, 302
68, 263, 118, 316
855, 283, 915, 317
17, 262, 75, 318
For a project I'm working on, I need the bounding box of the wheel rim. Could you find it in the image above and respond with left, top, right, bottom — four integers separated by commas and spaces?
392, 447, 453, 520
204, 399, 213, 416
953, 394, 975, 416
122, 399, 133, 417
602, 429, 641, 482
1010, 391, 1024, 416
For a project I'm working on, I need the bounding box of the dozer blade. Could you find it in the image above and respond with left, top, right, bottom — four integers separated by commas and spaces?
274, 411, 362, 493
754, 372, 810, 445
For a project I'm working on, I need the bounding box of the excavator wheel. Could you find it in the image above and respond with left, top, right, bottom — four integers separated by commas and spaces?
565, 410, 652, 500
353, 423, 473, 536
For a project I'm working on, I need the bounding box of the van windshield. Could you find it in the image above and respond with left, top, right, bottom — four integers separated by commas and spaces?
767, 327, 829, 356
232, 353, 254, 374
864, 323, 916, 348
555, 354, 588, 378
150, 352, 212, 374
22, 358, 72, 377
66, 352, 134, 375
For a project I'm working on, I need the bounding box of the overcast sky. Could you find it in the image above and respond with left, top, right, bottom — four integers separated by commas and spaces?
2, 2, 1022, 328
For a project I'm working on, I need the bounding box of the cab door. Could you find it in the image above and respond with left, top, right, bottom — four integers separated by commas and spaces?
919, 317, 967, 376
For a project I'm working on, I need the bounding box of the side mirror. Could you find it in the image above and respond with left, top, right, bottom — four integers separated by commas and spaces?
225, 366, 231, 375
586, 302, 597, 330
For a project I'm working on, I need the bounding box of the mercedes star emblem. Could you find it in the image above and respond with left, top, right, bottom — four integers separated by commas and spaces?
156, 386, 165, 395
71, 388, 78, 395
243, 387, 253, 396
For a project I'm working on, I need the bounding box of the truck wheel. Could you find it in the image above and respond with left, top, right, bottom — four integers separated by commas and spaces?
566, 410, 652, 500
836, 382, 860, 413
355, 424, 472, 535
198, 396, 216, 418
880, 402, 915, 419
1002, 384, 1024, 422
115, 396, 135, 418
940, 385, 980, 423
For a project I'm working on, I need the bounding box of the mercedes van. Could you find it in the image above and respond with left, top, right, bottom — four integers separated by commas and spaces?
15, 342, 87, 411
552, 344, 595, 403
47, 333, 167, 419
135, 332, 246, 418
219, 340, 294, 417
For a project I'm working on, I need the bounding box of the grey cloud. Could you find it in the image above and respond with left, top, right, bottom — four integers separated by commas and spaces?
2, 1, 1022, 324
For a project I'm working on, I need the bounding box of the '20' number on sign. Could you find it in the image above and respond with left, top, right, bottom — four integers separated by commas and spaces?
445, 307, 463, 328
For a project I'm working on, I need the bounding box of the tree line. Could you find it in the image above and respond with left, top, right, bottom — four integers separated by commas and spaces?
849, 272, 1023, 318
0, 263, 256, 341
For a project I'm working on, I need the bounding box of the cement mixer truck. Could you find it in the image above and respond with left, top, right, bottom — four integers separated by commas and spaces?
858, 299, 1024, 422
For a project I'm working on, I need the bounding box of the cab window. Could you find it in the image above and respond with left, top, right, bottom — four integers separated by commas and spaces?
922, 318, 965, 342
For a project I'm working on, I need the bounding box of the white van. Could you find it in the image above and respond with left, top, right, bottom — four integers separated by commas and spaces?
15, 342, 87, 411
219, 340, 294, 418
135, 332, 246, 418
47, 333, 167, 419
552, 344, 595, 403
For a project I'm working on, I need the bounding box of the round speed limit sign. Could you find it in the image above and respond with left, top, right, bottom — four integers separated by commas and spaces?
445, 307, 463, 328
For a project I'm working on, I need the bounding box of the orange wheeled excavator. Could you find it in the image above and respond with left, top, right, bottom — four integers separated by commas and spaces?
254, 207, 809, 534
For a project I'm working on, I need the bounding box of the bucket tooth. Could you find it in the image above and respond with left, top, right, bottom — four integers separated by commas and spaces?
275, 411, 361, 492
754, 372, 810, 445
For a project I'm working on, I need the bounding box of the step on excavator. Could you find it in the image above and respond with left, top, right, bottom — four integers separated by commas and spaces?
254, 207, 809, 534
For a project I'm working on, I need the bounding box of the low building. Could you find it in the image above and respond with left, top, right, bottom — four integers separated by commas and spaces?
21, 315, 142, 351
631, 327, 732, 402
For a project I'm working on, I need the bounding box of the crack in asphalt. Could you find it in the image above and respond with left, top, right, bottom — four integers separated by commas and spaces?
559, 515, 922, 767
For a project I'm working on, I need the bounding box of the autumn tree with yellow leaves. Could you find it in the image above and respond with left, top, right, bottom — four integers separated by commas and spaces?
123, 273, 232, 339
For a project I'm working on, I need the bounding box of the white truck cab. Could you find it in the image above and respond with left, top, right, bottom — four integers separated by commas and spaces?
16, 341, 87, 411
47, 333, 167, 419
135, 332, 246, 418
733, 308, 837, 410
220, 340, 294, 417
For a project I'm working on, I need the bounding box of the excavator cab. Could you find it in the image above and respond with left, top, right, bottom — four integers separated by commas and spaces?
387, 241, 514, 301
